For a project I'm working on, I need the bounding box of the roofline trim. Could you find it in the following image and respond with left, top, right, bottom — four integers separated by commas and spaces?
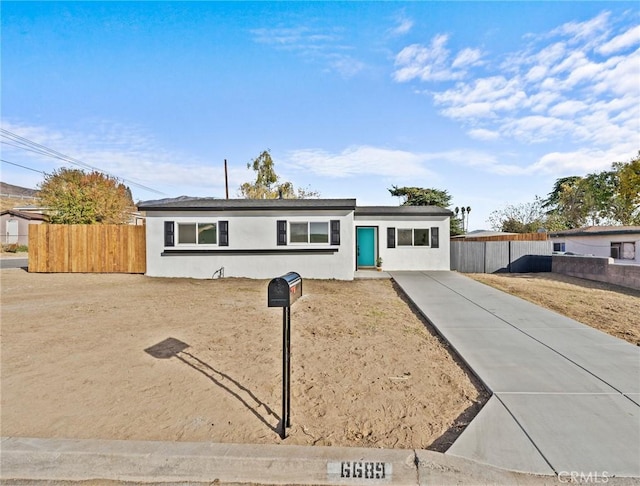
550, 229, 640, 237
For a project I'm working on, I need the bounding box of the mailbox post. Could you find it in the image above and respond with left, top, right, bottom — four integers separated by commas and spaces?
268, 272, 302, 439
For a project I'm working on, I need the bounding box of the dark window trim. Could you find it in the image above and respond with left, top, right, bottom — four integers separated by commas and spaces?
164, 221, 175, 247
277, 220, 287, 246
330, 220, 340, 245
387, 227, 395, 248
219, 220, 229, 246
430, 226, 439, 248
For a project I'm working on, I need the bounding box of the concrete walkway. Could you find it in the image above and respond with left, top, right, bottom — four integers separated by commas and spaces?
391, 271, 640, 477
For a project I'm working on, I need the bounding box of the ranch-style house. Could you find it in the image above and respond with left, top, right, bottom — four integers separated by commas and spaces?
138, 197, 452, 280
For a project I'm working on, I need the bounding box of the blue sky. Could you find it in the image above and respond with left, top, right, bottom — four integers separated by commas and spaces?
2, 1, 639, 230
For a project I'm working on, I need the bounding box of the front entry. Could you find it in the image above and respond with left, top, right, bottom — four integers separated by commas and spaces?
356, 227, 375, 267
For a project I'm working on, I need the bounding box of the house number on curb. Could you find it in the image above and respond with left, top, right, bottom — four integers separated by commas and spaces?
327, 461, 391, 481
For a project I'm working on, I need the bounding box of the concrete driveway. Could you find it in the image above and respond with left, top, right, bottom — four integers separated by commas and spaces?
392, 271, 640, 478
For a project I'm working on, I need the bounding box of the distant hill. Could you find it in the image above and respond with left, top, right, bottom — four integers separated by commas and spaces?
1, 182, 39, 212
1, 182, 38, 198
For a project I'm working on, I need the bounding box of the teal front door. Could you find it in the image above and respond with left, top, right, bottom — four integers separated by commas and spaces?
357, 227, 375, 267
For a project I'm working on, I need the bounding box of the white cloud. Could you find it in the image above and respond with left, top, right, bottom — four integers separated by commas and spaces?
529, 147, 632, 175
0, 120, 232, 199
501, 116, 576, 143
452, 48, 483, 69
393, 35, 483, 82
250, 27, 338, 47
389, 12, 414, 36
284, 145, 435, 179
395, 10, 639, 163
592, 47, 640, 96
598, 24, 640, 55
250, 24, 365, 78
467, 128, 500, 141
550, 11, 610, 46
547, 100, 588, 117
433, 76, 527, 119
326, 53, 366, 78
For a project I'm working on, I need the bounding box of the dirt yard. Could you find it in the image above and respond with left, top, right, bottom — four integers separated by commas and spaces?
0, 270, 486, 451
468, 272, 640, 346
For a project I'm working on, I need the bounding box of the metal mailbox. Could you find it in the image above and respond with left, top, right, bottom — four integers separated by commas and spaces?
268, 271, 302, 307
267, 271, 303, 439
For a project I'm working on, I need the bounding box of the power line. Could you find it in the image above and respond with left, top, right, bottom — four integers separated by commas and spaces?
0, 128, 168, 196
1, 158, 46, 174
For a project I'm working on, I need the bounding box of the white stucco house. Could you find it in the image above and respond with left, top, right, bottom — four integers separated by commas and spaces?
549, 226, 640, 264
138, 197, 452, 280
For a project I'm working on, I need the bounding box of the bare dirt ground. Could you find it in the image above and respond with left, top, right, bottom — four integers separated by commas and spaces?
467, 272, 640, 346
0, 270, 486, 451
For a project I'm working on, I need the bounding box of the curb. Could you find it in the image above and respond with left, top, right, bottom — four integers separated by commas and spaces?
0, 437, 565, 485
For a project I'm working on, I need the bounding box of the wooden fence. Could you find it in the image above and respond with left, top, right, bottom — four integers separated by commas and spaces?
454, 232, 549, 242
29, 224, 146, 273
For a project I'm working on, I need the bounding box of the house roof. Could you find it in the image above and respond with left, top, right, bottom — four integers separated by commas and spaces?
355, 205, 453, 216
549, 226, 640, 237
0, 209, 48, 221
451, 230, 517, 239
138, 197, 357, 211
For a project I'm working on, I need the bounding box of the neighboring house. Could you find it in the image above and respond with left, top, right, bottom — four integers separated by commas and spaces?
549, 226, 640, 264
138, 197, 452, 280
0, 209, 48, 245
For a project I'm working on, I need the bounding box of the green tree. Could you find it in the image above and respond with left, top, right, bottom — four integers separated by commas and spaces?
488, 197, 565, 233
389, 186, 463, 235
389, 186, 452, 207
38, 168, 135, 224
543, 155, 640, 228
239, 150, 319, 199
611, 154, 640, 225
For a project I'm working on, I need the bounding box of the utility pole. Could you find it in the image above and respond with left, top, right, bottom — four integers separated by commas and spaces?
224, 159, 229, 199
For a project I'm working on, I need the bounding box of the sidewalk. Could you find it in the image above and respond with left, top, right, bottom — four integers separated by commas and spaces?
391, 271, 640, 477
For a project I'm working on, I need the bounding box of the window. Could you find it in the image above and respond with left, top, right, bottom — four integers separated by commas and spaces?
611, 242, 635, 260
553, 242, 566, 252
178, 223, 217, 245
164, 221, 228, 247
414, 229, 429, 246
289, 222, 329, 244
290, 222, 308, 243
398, 229, 413, 246
397, 228, 430, 247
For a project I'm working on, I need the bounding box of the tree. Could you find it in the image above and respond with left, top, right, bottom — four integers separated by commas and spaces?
38, 168, 135, 224
389, 186, 452, 207
239, 150, 319, 199
488, 196, 565, 233
543, 155, 640, 228
611, 153, 640, 225
389, 186, 463, 235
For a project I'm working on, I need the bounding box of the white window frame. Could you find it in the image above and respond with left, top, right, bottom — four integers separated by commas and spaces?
397, 228, 430, 247
289, 221, 329, 244
611, 241, 635, 260
177, 222, 218, 246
